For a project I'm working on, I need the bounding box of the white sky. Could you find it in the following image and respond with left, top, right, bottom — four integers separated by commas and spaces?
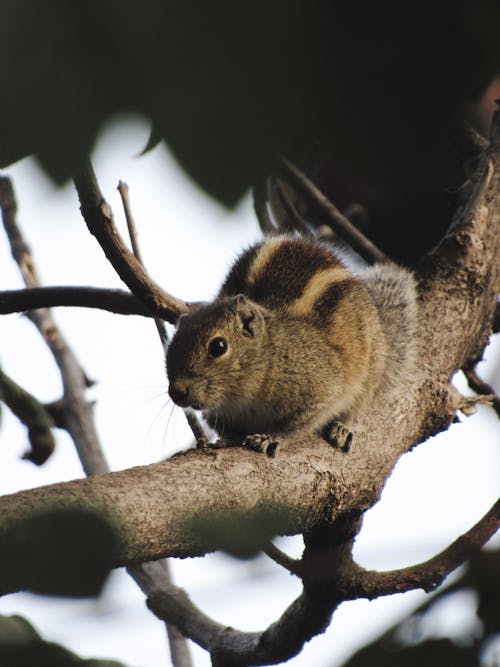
0, 116, 498, 667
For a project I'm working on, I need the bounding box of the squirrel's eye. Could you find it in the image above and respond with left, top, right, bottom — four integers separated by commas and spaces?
208, 336, 228, 358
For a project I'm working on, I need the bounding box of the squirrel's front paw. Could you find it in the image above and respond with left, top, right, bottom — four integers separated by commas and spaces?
321, 421, 353, 452
201, 438, 239, 450
243, 434, 280, 457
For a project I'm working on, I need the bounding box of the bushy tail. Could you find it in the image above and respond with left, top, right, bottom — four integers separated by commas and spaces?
363, 262, 419, 388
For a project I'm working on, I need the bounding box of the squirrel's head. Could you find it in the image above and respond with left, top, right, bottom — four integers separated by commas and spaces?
166, 294, 269, 411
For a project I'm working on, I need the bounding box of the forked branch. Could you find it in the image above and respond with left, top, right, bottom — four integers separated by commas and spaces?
73, 160, 189, 323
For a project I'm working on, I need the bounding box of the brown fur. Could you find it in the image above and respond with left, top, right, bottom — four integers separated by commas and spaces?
166, 235, 418, 450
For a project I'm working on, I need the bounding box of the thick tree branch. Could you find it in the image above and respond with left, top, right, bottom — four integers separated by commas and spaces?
0, 444, 351, 571
73, 160, 189, 323
0, 286, 153, 317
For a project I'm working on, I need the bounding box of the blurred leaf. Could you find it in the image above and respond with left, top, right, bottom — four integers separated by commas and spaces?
0, 507, 120, 597
0, 615, 41, 644
186, 505, 294, 558
0, 1, 499, 208
342, 638, 478, 667
0, 614, 127, 667
468, 548, 500, 637
0, 368, 56, 465
339, 548, 500, 667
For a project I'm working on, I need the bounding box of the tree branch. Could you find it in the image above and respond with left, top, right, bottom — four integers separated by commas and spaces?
116, 178, 196, 665
0, 175, 108, 476
0, 286, 153, 317
73, 160, 189, 323
263, 542, 303, 577
1, 174, 194, 667
493, 300, 500, 334
0, 367, 55, 464
343, 498, 500, 599
462, 365, 500, 418
273, 179, 314, 238
275, 157, 389, 264
252, 179, 277, 235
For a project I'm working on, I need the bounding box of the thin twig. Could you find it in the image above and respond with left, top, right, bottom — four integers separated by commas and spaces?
116, 180, 206, 449
0, 367, 55, 465
462, 365, 500, 418
0, 175, 108, 476
273, 180, 314, 238
0, 286, 152, 317
252, 179, 276, 235
73, 160, 189, 323
275, 157, 388, 264
263, 542, 303, 577
1, 174, 193, 667
344, 497, 500, 599
117, 180, 144, 261
116, 179, 195, 667
117, 180, 169, 346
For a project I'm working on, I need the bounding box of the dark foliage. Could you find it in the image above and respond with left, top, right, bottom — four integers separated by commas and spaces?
1, 2, 499, 264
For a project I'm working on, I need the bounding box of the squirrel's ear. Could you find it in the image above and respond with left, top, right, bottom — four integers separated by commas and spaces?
232, 294, 265, 337
175, 313, 189, 329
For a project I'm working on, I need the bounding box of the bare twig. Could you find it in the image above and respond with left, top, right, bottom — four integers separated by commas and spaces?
275, 157, 388, 264
116, 179, 196, 667
73, 160, 189, 323
252, 179, 276, 235
263, 542, 303, 577
274, 180, 314, 238
1, 174, 193, 667
116, 179, 169, 346
128, 563, 196, 667
0, 367, 55, 465
117, 180, 144, 262
0, 286, 152, 317
0, 175, 108, 476
116, 179, 206, 449
344, 497, 500, 599
462, 365, 500, 418
141, 553, 339, 667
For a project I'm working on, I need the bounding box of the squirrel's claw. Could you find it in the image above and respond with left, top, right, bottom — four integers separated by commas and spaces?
321, 421, 353, 452
243, 434, 280, 457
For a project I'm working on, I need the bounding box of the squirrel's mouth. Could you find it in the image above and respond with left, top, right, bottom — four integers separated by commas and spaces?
168, 382, 204, 410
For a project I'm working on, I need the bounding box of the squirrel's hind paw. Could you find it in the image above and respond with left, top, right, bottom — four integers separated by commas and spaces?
321, 421, 353, 452
243, 434, 280, 457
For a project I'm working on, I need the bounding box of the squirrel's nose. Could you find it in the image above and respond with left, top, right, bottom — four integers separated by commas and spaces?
168, 380, 190, 407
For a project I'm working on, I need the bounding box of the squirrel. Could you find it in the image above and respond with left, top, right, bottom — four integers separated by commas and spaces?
166, 234, 418, 456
